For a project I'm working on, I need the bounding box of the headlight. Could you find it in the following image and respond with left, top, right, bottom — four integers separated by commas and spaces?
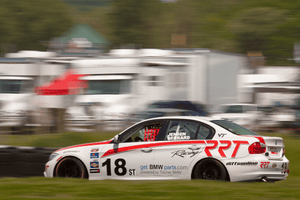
49, 153, 59, 161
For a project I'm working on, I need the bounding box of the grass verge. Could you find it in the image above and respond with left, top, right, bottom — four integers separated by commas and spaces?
0, 177, 299, 200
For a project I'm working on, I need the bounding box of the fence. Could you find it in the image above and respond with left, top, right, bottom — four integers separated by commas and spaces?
0, 146, 57, 177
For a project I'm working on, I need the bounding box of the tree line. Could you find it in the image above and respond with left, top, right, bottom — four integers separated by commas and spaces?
1, 0, 300, 65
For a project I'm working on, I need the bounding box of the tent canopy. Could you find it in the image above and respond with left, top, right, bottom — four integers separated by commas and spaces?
35, 70, 88, 95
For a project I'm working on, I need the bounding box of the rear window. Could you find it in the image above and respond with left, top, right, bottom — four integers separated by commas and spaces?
211, 120, 259, 136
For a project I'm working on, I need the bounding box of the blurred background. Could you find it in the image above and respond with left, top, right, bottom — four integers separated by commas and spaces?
1, 0, 300, 134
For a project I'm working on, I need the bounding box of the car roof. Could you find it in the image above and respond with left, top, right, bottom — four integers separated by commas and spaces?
139, 115, 216, 123
143, 108, 195, 112
220, 103, 258, 106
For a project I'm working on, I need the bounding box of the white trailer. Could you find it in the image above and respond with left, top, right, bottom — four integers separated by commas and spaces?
65, 49, 248, 131
65, 57, 140, 131
0, 51, 73, 133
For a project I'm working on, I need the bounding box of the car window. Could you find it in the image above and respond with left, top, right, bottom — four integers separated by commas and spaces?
244, 105, 256, 112
224, 105, 243, 113
121, 122, 163, 143
164, 120, 213, 141
212, 120, 259, 136
196, 126, 212, 139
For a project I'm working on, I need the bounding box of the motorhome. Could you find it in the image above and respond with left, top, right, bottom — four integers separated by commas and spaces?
0, 51, 71, 133
64, 57, 140, 131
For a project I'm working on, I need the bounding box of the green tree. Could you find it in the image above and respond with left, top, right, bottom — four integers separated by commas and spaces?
229, 7, 287, 54
109, 0, 162, 48
0, 0, 74, 55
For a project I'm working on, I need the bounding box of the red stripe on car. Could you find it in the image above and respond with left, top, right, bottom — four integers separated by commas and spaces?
54, 140, 112, 153
101, 140, 206, 157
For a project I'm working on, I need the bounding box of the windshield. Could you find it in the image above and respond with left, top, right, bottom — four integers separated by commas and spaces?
224, 105, 243, 113
148, 102, 175, 109
85, 80, 130, 95
0, 80, 33, 94
148, 101, 195, 110
211, 120, 259, 136
223, 105, 256, 113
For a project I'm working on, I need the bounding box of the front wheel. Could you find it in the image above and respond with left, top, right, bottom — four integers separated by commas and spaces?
55, 157, 88, 179
193, 159, 227, 181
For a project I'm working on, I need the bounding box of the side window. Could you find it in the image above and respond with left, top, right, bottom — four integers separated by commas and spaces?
122, 122, 163, 142
165, 120, 200, 141
196, 125, 212, 139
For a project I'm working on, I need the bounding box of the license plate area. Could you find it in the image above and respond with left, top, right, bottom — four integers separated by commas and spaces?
268, 146, 282, 158
269, 147, 280, 154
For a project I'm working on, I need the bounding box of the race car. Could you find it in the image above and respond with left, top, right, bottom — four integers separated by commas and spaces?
44, 116, 289, 182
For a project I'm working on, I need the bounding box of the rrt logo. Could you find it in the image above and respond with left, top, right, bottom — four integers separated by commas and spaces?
260, 162, 270, 168
204, 140, 249, 158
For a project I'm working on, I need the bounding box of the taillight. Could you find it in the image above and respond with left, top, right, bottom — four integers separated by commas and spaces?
282, 147, 285, 157
248, 142, 266, 154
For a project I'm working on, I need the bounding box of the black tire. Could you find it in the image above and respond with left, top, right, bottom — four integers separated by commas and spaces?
193, 159, 227, 181
55, 157, 88, 179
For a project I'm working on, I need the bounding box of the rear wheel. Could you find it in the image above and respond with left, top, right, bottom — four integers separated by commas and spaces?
55, 157, 88, 179
193, 159, 227, 181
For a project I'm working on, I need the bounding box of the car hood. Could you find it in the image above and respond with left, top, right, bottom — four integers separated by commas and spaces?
211, 113, 255, 119
54, 140, 113, 153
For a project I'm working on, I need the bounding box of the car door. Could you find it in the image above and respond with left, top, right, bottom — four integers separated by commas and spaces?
98, 120, 168, 179
153, 119, 214, 179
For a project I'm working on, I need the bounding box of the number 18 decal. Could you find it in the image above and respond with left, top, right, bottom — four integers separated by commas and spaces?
102, 158, 127, 176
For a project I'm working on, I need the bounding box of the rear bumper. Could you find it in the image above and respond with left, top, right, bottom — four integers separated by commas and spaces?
226, 157, 289, 182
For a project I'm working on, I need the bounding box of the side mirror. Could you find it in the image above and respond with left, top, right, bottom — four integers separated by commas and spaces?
113, 135, 120, 144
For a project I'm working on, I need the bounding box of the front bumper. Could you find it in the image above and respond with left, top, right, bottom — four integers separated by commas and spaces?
44, 157, 60, 178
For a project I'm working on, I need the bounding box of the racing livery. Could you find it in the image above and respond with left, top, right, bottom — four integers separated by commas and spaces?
44, 116, 289, 182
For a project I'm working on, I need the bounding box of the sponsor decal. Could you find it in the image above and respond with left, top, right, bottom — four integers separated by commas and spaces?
218, 133, 226, 138
226, 162, 258, 166
260, 162, 270, 168
272, 163, 277, 168
167, 132, 190, 140
90, 162, 99, 168
91, 148, 99, 152
140, 165, 148, 170
171, 149, 201, 158
139, 164, 188, 175
90, 169, 100, 173
150, 164, 164, 170
90, 152, 99, 159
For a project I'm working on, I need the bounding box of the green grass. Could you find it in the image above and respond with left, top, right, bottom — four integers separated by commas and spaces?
0, 177, 299, 200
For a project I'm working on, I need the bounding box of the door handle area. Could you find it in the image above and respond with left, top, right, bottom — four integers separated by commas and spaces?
188, 146, 200, 150
141, 148, 153, 153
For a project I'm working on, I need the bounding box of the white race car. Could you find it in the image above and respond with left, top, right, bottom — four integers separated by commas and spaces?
44, 116, 289, 182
